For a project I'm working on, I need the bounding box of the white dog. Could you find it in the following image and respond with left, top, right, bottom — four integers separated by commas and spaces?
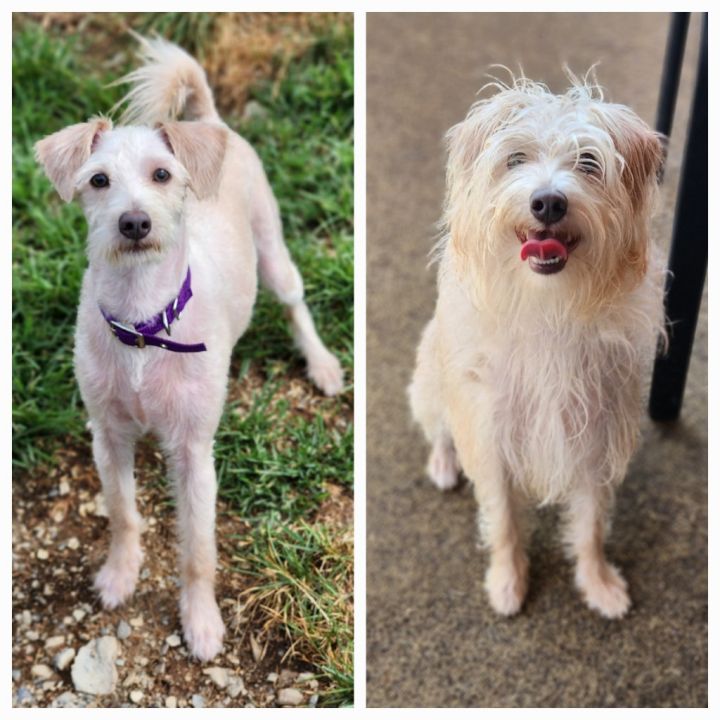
35, 38, 343, 661
409, 74, 664, 619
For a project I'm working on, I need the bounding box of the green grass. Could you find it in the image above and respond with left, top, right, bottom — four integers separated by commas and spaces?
235, 520, 354, 707
12, 13, 353, 706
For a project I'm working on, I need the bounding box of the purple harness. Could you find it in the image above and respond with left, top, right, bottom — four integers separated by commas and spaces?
100, 267, 207, 353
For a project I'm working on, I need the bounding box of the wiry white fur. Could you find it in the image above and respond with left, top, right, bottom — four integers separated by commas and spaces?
409, 72, 665, 619
35, 37, 343, 662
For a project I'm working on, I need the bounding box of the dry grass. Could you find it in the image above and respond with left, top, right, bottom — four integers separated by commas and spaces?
15, 12, 351, 114
231, 519, 354, 705
205, 13, 352, 114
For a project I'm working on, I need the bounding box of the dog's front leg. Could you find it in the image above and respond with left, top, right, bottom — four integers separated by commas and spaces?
167, 438, 225, 661
564, 482, 631, 619
451, 407, 529, 616
92, 422, 143, 609
474, 464, 529, 616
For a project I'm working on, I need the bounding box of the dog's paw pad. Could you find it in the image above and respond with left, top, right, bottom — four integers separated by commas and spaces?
181, 593, 225, 662
577, 563, 631, 619
94, 559, 140, 609
308, 353, 344, 396
427, 442, 459, 490
485, 558, 528, 616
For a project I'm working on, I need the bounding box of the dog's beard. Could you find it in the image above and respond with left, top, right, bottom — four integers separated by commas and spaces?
105, 238, 165, 266
448, 185, 648, 329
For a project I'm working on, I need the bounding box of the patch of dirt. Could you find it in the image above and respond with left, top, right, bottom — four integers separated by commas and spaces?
11, 441, 328, 708
228, 362, 352, 434
314, 482, 354, 528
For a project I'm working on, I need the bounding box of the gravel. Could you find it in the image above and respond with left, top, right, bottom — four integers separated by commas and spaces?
15, 687, 33, 705
50, 691, 89, 708
13, 446, 330, 708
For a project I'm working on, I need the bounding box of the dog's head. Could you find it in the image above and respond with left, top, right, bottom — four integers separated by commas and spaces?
35, 118, 226, 267
444, 72, 663, 317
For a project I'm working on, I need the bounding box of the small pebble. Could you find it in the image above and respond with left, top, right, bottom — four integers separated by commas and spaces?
67, 537, 80, 550
31, 664, 54, 681
37, 549, 49, 560
12, 669, 21, 683
26, 630, 39, 641
129, 616, 144, 628
117, 621, 131, 640
191, 694, 205, 708
277, 688, 304, 707
266, 672, 278, 684
16, 686, 33, 704
165, 696, 178, 708
58, 480, 70, 496
45, 635, 65, 650
203, 666, 228, 689
129, 690, 144, 704
72, 609, 86, 622
165, 634, 182, 648
54, 648, 76, 672
71, 636, 119, 695
227, 677, 246, 699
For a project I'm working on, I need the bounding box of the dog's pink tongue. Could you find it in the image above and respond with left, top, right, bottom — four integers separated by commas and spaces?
520, 237, 568, 262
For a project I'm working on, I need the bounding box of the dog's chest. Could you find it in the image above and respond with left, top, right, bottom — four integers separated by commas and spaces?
109, 349, 178, 430
483, 332, 640, 499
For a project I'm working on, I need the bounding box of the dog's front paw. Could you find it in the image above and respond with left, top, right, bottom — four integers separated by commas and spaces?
180, 587, 226, 662
576, 562, 631, 619
94, 547, 143, 609
485, 554, 529, 616
427, 440, 459, 490
308, 351, 344, 396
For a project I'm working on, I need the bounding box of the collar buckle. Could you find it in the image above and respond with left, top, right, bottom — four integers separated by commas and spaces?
109, 320, 146, 349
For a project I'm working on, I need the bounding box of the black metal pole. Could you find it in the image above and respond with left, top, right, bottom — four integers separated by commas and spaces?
649, 13, 707, 422
655, 12, 691, 140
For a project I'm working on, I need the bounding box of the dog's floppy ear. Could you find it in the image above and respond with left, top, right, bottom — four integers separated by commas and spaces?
599, 104, 664, 211
34, 117, 112, 202
157, 121, 227, 199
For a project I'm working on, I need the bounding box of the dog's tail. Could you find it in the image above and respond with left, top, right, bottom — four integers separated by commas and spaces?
116, 33, 220, 125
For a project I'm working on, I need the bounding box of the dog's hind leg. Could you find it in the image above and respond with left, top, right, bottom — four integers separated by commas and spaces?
250, 166, 344, 396
92, 421, 143, 609
408, 317, 459, 490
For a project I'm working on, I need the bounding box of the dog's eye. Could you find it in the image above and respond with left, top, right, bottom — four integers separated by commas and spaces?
577, 152, 601, 176
90, 173, 109, 188
153, 168, 171, 183
507, 152, 527, 169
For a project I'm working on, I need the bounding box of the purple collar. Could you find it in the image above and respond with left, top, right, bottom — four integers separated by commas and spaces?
100, 267, 207, 353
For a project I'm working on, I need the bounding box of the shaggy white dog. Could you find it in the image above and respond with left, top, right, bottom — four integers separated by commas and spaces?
35, 38, 343, 660
409, 73, 665, 619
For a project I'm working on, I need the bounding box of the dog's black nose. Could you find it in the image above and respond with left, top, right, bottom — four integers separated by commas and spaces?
118, 211, 152, 241
530, 189, 568, 225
